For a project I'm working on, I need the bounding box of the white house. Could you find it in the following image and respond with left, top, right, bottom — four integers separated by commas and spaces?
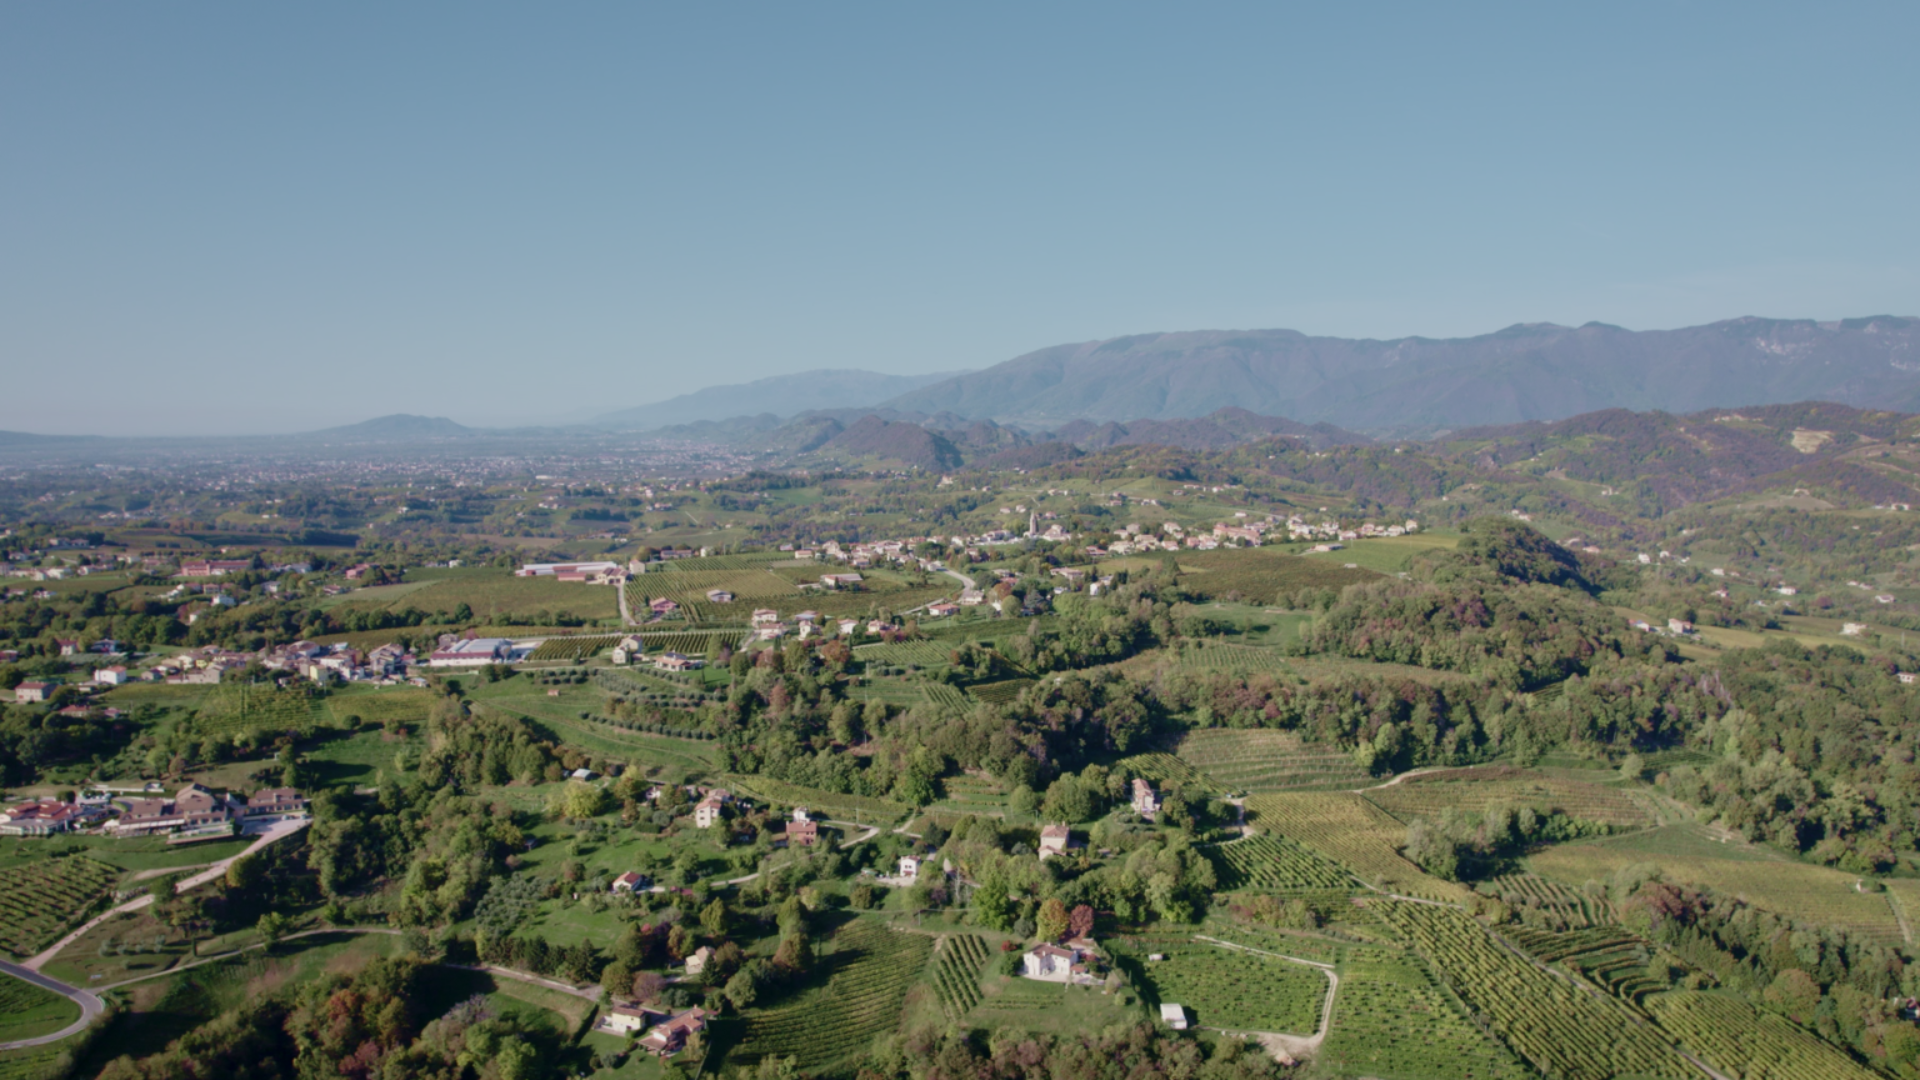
1039, 824, 1070, 860
898, 855, 921, 882
1160, 1003, 1188, 1030
1131, 778, 1160, 819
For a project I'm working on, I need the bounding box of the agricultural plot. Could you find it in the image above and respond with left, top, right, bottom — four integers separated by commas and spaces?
1498, 926, 1669, 1005
1170, 643, 1292, 673
0, 1044, 69, 1080
1112, 935, 1325, 1034
1118, 753, 1204, 787
1479, 873, 1613, 928
653, 552, 788, 573
320, 687, 434, 728
0, 856, 119, 957
1369, 902, 1691, 1080
722, 775, 909, 823
632, 630, 741, 654
0, 975, 80, 1043
636, 568, 800, 610
379, 570, 620, 622
730, 920, 932, 1070
853, 641, 952, 669
932, 772, 1010, 817
1177, 730, 1372, 793
526, 635, 620, 662
1209, 833, 1353, 892
920, 683, 970, 712
1173, 548, 1380, 603
1528, 834, 1907, 945
967, 679, 1033, 705
931, 934, 992, 1020
1363, 769, 1656, 829
1318, 947, 1532, 1080
1244, 793, 1471, 903
1646, 991, 1882, 1080
188, 682, 326, 737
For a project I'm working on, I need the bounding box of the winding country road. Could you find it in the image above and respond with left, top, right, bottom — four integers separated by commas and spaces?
0, 960, 104, 1051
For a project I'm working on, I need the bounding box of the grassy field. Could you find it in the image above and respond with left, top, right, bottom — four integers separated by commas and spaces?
721, 775, 909, 824
1111, 933, 1325, 1034
959, 961, 1138, 1035
1177, 729, 1373, 793
318, 686, 437, 728
1362, 768, 1658, 829
0, 975, 81, 1043
1168, 548, 1379, 603
1291, 533, 1459, 575
1527, 827, 1906, 944
342, 567, 621, 623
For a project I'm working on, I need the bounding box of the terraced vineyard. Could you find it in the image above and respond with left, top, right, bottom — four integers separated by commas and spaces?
1245, 792, 1472, 903
1370, 901, 1691, 1080
931, 934, 992, 1019
526, 635, 620, 662
1177, 729, 1372, 793
1210, 833, 1353, 892
1499, 926, 1670, 1006
1318, 947, 1532, 1080
1479, 872, 1614, 928
1110, 934, 1325, 1034
731, 921, 932, 1069
722, 775, 909, 824
0, 856, 119, 957
1364, 769, 1657, 829
921, 683, 970, 711
1647, 991, 1883, 1080
934, 772, 1009, 816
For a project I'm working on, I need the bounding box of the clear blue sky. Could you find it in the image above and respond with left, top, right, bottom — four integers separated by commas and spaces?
4, 3, 1916, 434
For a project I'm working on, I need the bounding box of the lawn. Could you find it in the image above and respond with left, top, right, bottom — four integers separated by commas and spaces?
0, 974, 81, 1043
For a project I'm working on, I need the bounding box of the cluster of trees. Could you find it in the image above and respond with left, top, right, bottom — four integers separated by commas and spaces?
1402, 804, 1611, 881
861, 1022, 1288, 1080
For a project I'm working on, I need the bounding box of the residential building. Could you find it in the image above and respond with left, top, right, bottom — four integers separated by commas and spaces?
0, 800, 93, 836
637, 1007, 709, 1056
94, 665, 129, 686
1160, 1003, 1188, 1030
898, 855, 921, 882
684, 945, 714, 975
245, 788, 309, 821
1038, 824, 1070, 860
612, 871, 647, 893
653, 651, 703, 672
785, 819, 819, 847
603, 1004, 665, 1035
110, 783, 241, 836
693, 791, 727, 828
1131, 778, 1160, 820
706, 589, 734, 603
1022, 943, 1082, 983
14, 681, 53, 703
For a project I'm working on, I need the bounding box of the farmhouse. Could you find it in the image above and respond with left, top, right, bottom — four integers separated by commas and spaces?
93, 665, 129, 685
750, 608, 781, 626
1038, 824, 1070, 860
648, 597, 680, 616
653, 651, 703, 672
602, 1004, 666, 1036
1021, 944, 1080, 982
684, 945, 714, 975
637, 1007, 710, 1056
820, 573, 864, 589
1131, 778, 1160, 820
784, 819, 819, 847
13, 681, 53, 703
693, 791, 728, 828
706, 589, 734, 603
515, 561, 624, 583
109, 783, 241, 836
611, 871, 647, 893
898, 855, 921, 882
926, 601, 960, 617
244, 788, 309, 821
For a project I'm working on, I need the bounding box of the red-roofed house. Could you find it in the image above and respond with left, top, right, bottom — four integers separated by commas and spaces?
637, 1008, 709, 1056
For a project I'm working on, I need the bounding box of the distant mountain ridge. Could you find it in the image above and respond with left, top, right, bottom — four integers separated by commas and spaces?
876, 316, 1920, 433
310, 415, 472, 439
595, 369, 970, 431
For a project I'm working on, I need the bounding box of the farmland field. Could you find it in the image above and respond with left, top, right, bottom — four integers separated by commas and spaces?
0, 975, 81, 1043
1245, 792, 1471, 903
1209, 833, 1353, 892
931, 934, 992, 1020
1478, 872, 1614, 928
727, 920, 932, 1069
1647, 991, 1883, 1080
1179, 729, 1372, 793
1168, 642, 1292, 673
967, 679, 1034, 705
525, 635, 620, 662
1111, 934, 1325, 1034
0, 1043, 70, 1080
0, 856, 120, 957
853, 640, 953, 669
1527, 830, 1906, 944
319, 687, 435, 728
1118, 752, 1204, 787
1318, 946, 1532, 1080
354, 568, 620, 622
1370, 901, 1691, 1080
630, 630, 742, 654
1363, 768, 1658, 829
1171, 548, 1380, 603
187, 682, 327, 737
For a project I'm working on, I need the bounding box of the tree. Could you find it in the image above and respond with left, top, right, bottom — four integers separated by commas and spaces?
700, 898, 729, 938
772, 934, 812, 974
601, 958, 634, 999
1035, 898, 1069, 942
256, 911, 291, 949
1068, 903, 1095, 940
550, 779, 611, 821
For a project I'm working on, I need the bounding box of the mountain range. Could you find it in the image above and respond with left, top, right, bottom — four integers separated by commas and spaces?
872, 316, 1920, 433
594, 369, 967, 430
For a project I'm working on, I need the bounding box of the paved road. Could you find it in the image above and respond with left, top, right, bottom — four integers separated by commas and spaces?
0, 960, 103, 1050
24, 819, 310, 972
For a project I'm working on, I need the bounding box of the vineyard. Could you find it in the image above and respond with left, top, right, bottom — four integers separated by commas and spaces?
721, 775, 909, 824
921, 683, 970, 712
189, 682, 325, 737
934, 772, 1009, 816
1527, 840, 1908, 945
1317, 947, 1532, 1080
967, 679, 1033, 705
730, 920, 932, 1069
0, 974, 80, 1044
1209, 833, 1353, 892
931, 934, 992, 1019
653, 553, 788, 573
1498, 925, 1675, 1006
634, 568, 800, 611
525, 635, 620, 663
1170, 643, 1292, 673
1646, 991, 1884, 1080
1117, 753, 1204, 787
631, 630, 742, 654
0, 1044, 68, 1080
1244, 793, 1471, 903
1177, 730, 1372, 793
1369, 901, 1692, 1080
1111, 934, 1325, 1034
853, 641, 953, 669
1364, 770, 1657, 829
1173, 548, 1379, 603
1478, 873, 1614, 929
0, 856, 119, 957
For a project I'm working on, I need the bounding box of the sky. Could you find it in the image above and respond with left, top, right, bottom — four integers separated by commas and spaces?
3, 3, 1917, 435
